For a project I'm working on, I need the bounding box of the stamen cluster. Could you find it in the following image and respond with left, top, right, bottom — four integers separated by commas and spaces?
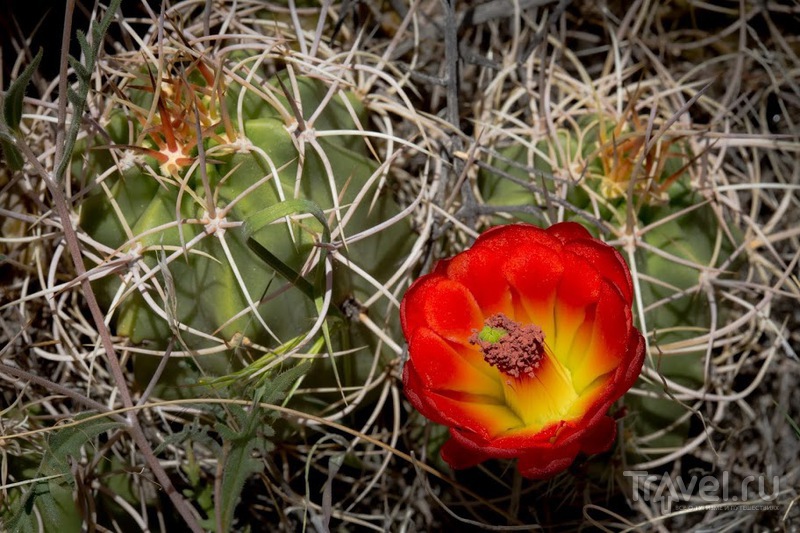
469, 313, 545, 379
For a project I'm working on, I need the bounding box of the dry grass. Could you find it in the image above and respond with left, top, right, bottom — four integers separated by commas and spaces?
1, 1, 799, 531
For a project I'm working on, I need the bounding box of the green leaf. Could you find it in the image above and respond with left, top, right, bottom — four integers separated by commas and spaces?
244, 198, 331, 301
258, 360, 310, 404
215, 406, 267, 530
5, 481, 46, 533
3, 48, 42, 131
67, 55, 90, 81
66, 87, 84, 109
243, 198, 331, 244
37, 481, 78, 530
213, 364, 308, 530
217, 438, 261, 531
246, 237, 317, 301
153, 420, 219, 456
54, 0, 122, 181
4, 478, 83, 533
75, 29, 91, 58
0, 52, 39, 167
0, 136, 24, 171
42, 414, 125, 478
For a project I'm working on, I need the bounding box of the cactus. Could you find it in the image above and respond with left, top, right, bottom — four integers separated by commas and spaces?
478, 99, 740, 454
76, 53, 410, 392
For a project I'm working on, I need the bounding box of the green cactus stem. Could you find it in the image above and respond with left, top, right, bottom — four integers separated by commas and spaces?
77, 55, 410, 394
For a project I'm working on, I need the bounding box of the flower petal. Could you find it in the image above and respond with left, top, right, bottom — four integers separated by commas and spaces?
571, 282, 632, 392
466, 420, 563, 453
507, 414, 617, 479
546, 221, 593, 243
516, 441, 582, 479
564, 239, 633, 304
565, 370, 614, 421
578, 414, 617, 455
557, 248, 603, 309
552, 250, 602, 370
609, 328, 646, 398
425, 392, 525, 440
408, 327, 502, 398
500, 351, 578, 430
440, 433, 492, 469
474, 223, 562, 252
402, 361, 450, 426
446, 248, 513, 317
448, 424, 542, 459
461, 223, 564, 326
400, 275, 483, 344
502, 243, 565, 337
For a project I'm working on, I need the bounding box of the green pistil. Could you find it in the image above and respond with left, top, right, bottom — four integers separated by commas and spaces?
478, 325, 508, 344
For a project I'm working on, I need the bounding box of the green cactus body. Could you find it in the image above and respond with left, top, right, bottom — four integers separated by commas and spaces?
479, 129, 581, 221
77, 61, 409, 394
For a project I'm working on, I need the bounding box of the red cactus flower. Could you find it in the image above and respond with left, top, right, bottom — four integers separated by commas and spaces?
400, 222, 645, 479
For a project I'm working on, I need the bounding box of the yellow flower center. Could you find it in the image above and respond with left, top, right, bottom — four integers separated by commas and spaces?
470, 313, 580, 430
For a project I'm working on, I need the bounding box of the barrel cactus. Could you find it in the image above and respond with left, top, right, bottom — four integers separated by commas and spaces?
477, 87, 740, 457
76, 51, 410, 392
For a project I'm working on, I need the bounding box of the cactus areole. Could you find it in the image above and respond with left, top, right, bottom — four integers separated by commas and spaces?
399, 222, 645, 479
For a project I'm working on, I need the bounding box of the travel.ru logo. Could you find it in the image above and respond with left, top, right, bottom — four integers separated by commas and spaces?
624, 470, 780, 513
